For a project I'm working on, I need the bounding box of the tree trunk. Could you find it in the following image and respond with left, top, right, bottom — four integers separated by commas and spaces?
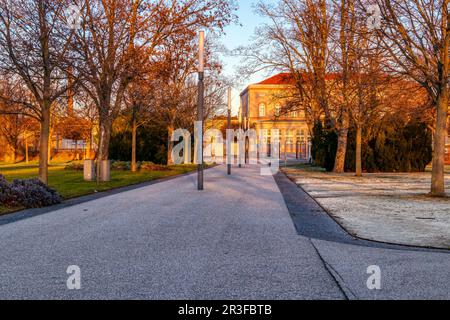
131, 118, 137, 172
8, 143, 16, 164
334, 0, 353, 174
47, 126, 52, 164
355, 123, 362, 177
39, 107, 50, 184
74, 139, 77, 160
167, 124, 175, 165
96, 118, 112, 184
25, 137, 29, 164
86, 129, 92, 160
334, 125, 348, 173
431, 92, 448, 196
98, 120, 112, 161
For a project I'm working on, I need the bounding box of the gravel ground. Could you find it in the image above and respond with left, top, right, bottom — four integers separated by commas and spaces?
283, 168, 450, 249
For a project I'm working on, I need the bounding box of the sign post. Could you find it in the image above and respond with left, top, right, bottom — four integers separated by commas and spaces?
227, 87, 232, 175
197, 31, 205, 191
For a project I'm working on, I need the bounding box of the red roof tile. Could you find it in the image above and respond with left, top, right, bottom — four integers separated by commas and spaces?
257, 73, 295, 85
257, 72, 341, 85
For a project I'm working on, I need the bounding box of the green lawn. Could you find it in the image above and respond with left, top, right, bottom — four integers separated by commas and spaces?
0, 162, 198, 214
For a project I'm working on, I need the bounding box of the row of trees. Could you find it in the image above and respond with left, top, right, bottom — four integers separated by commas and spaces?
0, 0, 236, 183
241, 0, 448, 196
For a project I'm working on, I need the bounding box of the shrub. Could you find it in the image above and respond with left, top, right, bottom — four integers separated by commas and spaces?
0, 175, 21, 207
312, 120, 433, 173
311, 121, 338, 172
0, 175, 62, 209
109, 121, 168, 165
111, 160, 131, 171
64, 162, 84, 171
344, 121, 432, 173
140, 161, 170, 171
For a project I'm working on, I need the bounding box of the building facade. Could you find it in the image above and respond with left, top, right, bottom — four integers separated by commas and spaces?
241, 73, 450, 165
240, 73, 311, 160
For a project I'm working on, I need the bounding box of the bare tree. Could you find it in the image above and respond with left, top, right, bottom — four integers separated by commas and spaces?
240, 0, 335, 128
0, 114, 21, 163
0, 0, 75, 183
374, 0, 449, 196
71, 0, 142, 180
241, 0, 371, 172
124, 74, 155, 172
333, 0, 358, 173
147, 32, 227, 165
72, 0, 235, 179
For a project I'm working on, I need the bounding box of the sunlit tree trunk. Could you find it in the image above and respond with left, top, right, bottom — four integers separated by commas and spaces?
333, 0, 354, 174
47, 125, 52, 164
167, 124, 175, 165
431, 91, 448, 196
131, 117, 138, 172
39, 106, 50, 184
96, 115, 112, 184
7, 143, 16, 164
355, 123, 362, 177
74, 139, 78, 161
334, 116, 349, 173
25, 136, 29, 164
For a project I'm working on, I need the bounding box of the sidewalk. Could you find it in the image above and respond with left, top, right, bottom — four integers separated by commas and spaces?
0, 165, 343, 299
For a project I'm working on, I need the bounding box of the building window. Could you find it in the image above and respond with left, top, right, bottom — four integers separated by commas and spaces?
260, 129, 270, 143
297, 129, 305, 142
286, 129, 294, 151
291, 111, 298, 118
259, 103, 266, 117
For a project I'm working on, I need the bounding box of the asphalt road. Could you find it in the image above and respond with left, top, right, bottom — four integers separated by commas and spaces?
0, 165, 448, 300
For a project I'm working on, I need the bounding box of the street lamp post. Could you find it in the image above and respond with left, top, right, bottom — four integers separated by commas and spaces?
239, 117, 245, 168
197, 31, 205, 191
227, 87, 232, 175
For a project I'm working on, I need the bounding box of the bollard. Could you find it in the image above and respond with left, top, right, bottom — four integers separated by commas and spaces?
84, 160, 95, 181
99, 160, 111, 182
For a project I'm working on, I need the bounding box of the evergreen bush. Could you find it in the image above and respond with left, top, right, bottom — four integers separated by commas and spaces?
312, 120, 432, 173
0, 175, 62, 208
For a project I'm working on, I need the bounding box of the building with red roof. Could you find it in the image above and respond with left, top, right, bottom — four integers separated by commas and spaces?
240, 72, 450, 163
239, 73, 312, 160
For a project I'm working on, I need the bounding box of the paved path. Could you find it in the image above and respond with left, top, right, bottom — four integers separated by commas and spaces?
0, 165, 449, 299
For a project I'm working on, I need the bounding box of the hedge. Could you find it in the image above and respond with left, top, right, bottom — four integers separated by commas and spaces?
312, 120, 432, 173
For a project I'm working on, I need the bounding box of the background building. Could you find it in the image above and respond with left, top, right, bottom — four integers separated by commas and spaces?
240, 73, 311, 161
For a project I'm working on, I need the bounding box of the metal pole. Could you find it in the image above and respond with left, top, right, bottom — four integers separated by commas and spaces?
197, 31, 205, 191
239, 117, 245, 168
227, 87, 232, 175
285, 141, 287, 168
198, 72, 204, 190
